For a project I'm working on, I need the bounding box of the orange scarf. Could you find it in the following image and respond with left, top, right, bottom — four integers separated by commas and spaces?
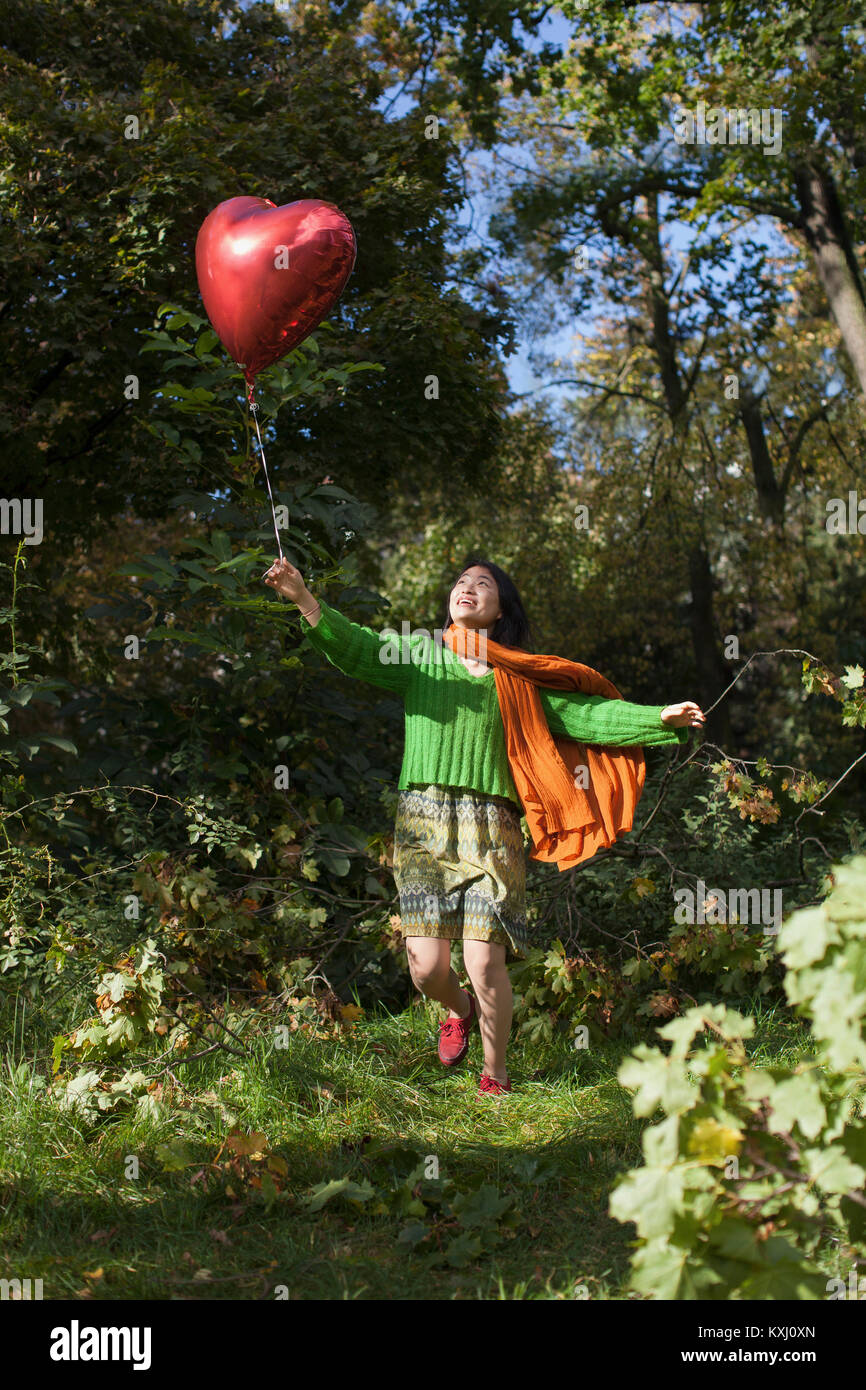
442, 622, 646, 871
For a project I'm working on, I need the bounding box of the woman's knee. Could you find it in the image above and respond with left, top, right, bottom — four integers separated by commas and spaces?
405, 935, 451, 988
463, 939, 507, 986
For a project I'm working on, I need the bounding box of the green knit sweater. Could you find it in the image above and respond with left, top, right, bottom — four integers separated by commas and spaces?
299, 598, 688, 807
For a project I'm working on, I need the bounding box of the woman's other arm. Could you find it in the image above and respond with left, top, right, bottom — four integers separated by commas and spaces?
539, 689, 704, 748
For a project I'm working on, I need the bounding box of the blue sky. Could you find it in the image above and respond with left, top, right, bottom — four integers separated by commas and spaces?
367, 6, 811, 421
242, 3, 805, 417
373, 6, 581, 405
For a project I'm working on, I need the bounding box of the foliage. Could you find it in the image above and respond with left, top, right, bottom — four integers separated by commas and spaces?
294, 1141, 524, 1268
1, 0, 511, 578
4, 493, 865, 1128
609, 855, 866, 1299
511, 910, 778, 1051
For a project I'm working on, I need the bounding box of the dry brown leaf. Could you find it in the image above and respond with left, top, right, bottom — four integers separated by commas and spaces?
649, 992, 680, 1020
226, 1129, 268, 1157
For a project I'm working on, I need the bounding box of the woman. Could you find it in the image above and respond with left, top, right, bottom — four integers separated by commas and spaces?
264, 553, 705, 1096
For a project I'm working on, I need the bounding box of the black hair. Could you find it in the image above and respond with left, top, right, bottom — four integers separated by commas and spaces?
438, 553, 536, 652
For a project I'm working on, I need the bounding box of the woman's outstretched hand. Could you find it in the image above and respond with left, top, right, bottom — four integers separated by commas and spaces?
263, 556, 308, 603
660, 701, 706, 729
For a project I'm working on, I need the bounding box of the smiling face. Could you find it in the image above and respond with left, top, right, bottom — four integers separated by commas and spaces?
449, 565, 502, 633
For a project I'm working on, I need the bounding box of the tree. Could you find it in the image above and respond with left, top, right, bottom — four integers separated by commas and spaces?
362, 0, 865, 737
0, 0, 513, 571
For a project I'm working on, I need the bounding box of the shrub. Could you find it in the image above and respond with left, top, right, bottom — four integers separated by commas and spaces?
609, 855, 866, 1298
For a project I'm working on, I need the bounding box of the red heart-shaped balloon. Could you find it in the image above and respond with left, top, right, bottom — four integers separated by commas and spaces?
195, 196, 356, 386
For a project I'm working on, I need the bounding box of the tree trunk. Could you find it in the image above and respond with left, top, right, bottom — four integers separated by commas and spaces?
793, 158, 866, 399
635, 196, 730, 736
738, 387, 785, 529
636, 191, 687, 421
686, 540, 732, 747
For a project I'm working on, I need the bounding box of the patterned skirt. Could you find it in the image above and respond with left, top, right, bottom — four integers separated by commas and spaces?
392, 783, 530, 962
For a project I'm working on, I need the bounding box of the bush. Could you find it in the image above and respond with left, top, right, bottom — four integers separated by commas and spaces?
609, 855, 866, 1298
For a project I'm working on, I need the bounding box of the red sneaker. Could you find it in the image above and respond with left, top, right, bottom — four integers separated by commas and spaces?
478, 1072, 512, 1095
437, 991, 477, 1066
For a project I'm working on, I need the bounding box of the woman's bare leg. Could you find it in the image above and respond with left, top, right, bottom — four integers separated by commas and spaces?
462, 939, 511, 1082
404, 935, 470, 1018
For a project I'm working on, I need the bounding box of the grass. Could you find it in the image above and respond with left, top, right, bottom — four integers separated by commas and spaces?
0, 994, 817, 1301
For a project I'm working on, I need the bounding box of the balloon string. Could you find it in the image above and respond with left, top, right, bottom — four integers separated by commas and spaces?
247, 381, 284, 563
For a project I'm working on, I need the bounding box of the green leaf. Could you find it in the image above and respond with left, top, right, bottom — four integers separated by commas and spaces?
802, 1144, 866, 1195
740, 1237, 827, 1299
316, 848, 351, 877
39, 736, 78, 754
617, 1045, 696, 1116
609, 1164, 688, 1240
629, 1237, 715, 1299
658, 1004, 754, 1055
442, 1231, 483, 1267
59, 1070, 102, 1110
51, 1035, 68, 1074
104, 1015, 137, 1047
778, 905, 841, 969
195, 328, 219, 358
155, 1139, 197, 1172
301, 1177, 377, 1212
450, 1184, 513, 1228
211, 532, 232, 563
764, 1072, 826, 1140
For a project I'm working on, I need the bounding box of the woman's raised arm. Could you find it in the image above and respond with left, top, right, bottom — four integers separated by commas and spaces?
263, 557, 414, 696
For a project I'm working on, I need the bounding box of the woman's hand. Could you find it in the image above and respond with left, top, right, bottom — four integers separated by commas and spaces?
263, 556, 309, 603
660, 701, 706, 729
